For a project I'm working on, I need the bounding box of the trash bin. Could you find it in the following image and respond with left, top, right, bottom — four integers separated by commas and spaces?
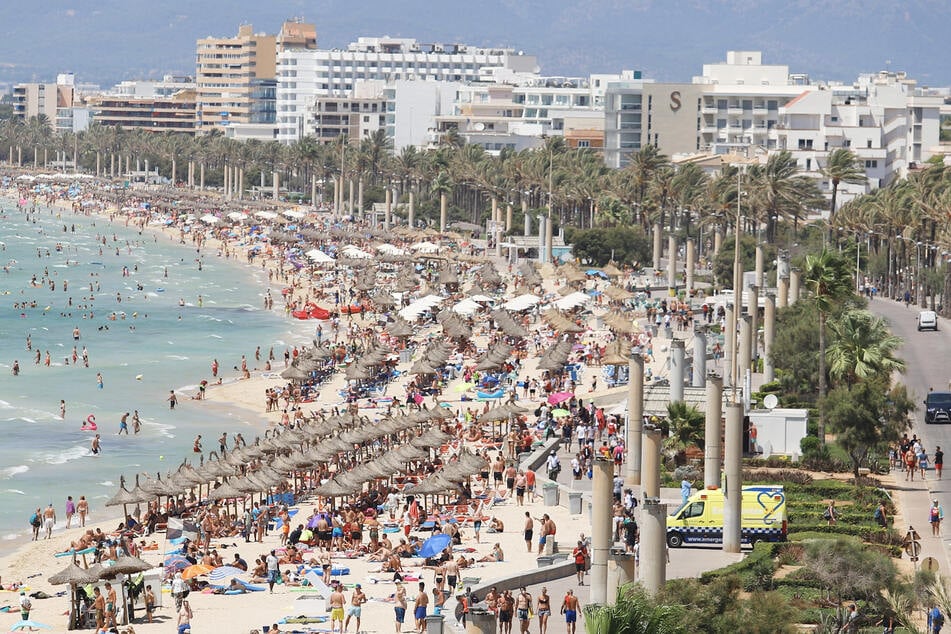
399, 349, 413, 364
543, 482, 560, 506
467, 608, 496, 634
426, 613, 445, 634
568, 491, 583, 515
664, 326, 673, 339
537, 555, 554, 567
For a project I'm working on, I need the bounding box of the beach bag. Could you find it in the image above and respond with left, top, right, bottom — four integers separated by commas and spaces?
822, 508, 832, 520
29, 513, 40, 527
932, 507, 941, 522
874, 507, 883, 522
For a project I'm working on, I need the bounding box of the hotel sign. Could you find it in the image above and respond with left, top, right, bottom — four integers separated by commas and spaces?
669, 91, 682, 112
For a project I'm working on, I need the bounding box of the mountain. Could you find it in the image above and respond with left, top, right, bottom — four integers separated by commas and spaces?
1, 0, 949, 88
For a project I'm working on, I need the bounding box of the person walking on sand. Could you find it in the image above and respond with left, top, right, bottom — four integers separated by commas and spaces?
65, 495, 75, 528
177, 599, 193, 634
43, 503, 56, 539
344, 583, 365, 633
329, 582, 346, 634
414, 581, 429, 633
77, 495, 88, 527
144, 584, 155, 623
394, 580, 407, 633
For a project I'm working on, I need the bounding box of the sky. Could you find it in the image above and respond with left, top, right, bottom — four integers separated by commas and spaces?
1, 0, 950, 88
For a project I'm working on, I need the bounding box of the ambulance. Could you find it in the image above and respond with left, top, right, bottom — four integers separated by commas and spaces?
666, 485, 787, 548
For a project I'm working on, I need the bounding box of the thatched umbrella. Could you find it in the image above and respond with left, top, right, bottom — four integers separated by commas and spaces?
602, 262, 623, 277
105, 475, 140, 522
49, 560, 101, 629
98, 555, 153, 624
281, 365, 311, 381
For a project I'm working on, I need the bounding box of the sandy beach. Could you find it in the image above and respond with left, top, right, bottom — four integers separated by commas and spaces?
0, 174, 671, 634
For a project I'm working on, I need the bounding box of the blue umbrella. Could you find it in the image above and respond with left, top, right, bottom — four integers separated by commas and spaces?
417, 533, 452, 559
10, 620, 53, 631
208, 565, 247, 584
163, 555, 190, 572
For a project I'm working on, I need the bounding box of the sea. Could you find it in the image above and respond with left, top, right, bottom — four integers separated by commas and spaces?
0, 195, 312, 541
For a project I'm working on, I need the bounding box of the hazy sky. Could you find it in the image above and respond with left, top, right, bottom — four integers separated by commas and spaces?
1, 0, 949, 88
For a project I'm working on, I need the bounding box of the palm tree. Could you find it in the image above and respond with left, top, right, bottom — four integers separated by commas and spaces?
624, 144, 669, 228
746, 151, 823, 241
821, 148, 866, 237
826, 309, 905, 384
802, 249, 855, 443
664, 401, 705, 466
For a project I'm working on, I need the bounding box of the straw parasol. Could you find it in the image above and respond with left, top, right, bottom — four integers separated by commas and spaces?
49, 560, 101, 630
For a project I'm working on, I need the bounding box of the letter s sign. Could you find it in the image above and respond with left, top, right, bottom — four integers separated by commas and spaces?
670, 91, 682, 112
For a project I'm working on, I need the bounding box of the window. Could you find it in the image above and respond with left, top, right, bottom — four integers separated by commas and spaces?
798, 139, 813, 150
577, 140, 590, 148
865, 160, 878, 169
682, 502, 704, 519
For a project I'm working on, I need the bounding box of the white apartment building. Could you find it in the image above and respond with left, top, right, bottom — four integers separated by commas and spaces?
276, 37, 539, 143
108, 75, 196, 99
775, 71, 943, 207
603, 51, 943, 204
431, 74, 622, 155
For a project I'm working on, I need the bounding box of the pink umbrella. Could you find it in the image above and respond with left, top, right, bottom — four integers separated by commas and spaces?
548, 392, 574, 405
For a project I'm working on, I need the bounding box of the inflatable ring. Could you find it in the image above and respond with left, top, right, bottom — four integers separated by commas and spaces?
81, 414, 98, 431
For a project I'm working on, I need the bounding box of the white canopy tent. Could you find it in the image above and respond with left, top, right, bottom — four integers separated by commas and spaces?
254, 211, 278, 220
410, 241, 440, 253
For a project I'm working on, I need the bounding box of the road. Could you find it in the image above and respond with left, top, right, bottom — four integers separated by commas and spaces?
867, 296, 951, 564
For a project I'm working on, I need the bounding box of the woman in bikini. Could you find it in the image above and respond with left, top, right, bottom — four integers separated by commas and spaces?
536, 587, 552, 634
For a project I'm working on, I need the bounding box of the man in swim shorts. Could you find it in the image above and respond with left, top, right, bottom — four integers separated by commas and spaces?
394, 581, 407, 632
42, 503, 56, 539
329, 581, 346, 634
561, 588, 580, 634
345, 583, 366, 633
414, 581, 429, 632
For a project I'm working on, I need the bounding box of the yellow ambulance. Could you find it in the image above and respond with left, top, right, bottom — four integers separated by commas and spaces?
666, 485, 787, 548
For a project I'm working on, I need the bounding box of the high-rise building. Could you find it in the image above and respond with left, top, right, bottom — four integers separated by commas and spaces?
195, 24, 277, 133
12, 81, 74, 126
277, 36, 539, 143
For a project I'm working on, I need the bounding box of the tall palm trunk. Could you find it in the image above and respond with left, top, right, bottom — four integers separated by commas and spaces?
817, 311, 827, 443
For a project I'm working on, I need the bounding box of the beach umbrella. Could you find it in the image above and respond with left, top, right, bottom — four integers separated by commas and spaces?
49, 560, 100, 630
547, 392, 574, 405
418, 533, 452, 559
551, 408, 570, 418
103, 555, 153, 576
208, 480, 244, 501
49, 561, 100, 585
208, 566, 247, 584
9, 621, 53, 631
181, 564, 215, 580
163, 555, 190, 572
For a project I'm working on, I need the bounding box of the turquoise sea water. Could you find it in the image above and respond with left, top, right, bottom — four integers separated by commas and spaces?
0, 197, 310, 540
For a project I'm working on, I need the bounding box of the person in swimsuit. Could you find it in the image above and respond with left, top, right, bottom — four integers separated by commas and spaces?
537, 587, 552, 634
77, 496, 88, 527
394, 581, 407, 632
414, 581, 429, 632
329, 582, 346, 634
562, 589, 580, 634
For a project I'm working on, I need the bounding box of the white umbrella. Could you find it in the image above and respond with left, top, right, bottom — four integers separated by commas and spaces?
283, 210, 306, 219
411, 241, 440, 253
306, 248, 335, 263
342, 245, 373, 259
502, 294, 540, 311
554, 291, 590, 310
452, 298, 480, 316
200, 214, 220, 224
377, 243, 406, 255
254, 211, 278, 220
227, 211, 249, 222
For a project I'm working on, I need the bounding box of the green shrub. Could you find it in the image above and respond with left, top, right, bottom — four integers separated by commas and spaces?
800, 435, 821, 456
699, 541, 780, 586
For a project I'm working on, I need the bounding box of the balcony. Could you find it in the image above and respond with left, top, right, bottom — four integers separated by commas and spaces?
727, 106, 743, 115
700, 104, 718, 115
